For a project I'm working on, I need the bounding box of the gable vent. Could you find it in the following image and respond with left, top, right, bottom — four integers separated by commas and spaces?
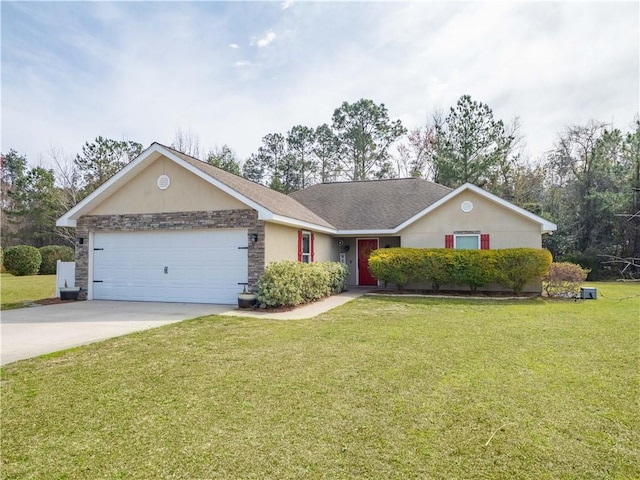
157, 174, 171, 190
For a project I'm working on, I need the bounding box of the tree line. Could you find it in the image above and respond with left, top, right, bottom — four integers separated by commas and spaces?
1, 95, 638, 278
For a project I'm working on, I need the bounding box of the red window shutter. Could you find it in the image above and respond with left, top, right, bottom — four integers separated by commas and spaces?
311, 233, 315, 262
445, 234, 454, 249
297, 230, 303, 262
481, 234, 490, 250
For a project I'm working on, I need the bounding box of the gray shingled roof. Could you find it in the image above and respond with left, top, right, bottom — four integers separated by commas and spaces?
289, 178, 452, 230
158, 143, 335, 229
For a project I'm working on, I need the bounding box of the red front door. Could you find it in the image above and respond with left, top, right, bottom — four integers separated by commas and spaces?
357, 238, 379, 286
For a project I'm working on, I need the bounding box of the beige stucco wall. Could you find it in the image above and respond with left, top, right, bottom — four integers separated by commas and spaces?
264, 223, 336, 264
313, 232, 335, 262
88, 157, 248, 215
400, 190, 542, 249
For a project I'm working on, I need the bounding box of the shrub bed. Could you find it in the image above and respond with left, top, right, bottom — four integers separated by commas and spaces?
38, 245, 75, 275
3, 245, 42, 276
543, 262, 589, 298
493, 248, 553, 293
257, 261, 349, 308
369, 247, 552, 294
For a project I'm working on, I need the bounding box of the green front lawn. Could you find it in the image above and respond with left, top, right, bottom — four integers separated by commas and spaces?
0, 274, 56, 310
1, 282, 638, 479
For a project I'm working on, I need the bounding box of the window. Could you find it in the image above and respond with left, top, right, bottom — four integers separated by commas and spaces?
298, 231, 314, 263
445, 233, 490, 250
455, 234, 479, 250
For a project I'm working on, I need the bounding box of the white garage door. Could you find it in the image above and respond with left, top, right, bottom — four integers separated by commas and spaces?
92, 229, 248, 304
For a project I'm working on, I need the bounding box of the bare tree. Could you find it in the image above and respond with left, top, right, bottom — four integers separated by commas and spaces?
171, 127, 203, 159
48, 146, 81, 246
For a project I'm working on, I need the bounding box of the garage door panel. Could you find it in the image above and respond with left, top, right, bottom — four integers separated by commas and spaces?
93, 229, 248, 304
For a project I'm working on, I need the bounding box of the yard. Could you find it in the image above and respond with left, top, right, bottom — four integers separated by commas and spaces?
1, 282, 638, 479
0, 274, 56, 310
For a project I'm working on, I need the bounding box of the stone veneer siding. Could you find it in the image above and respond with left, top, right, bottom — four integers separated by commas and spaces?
75, 209, 265, 300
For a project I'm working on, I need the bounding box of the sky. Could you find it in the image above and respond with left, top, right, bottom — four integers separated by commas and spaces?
1, 1, 639, 169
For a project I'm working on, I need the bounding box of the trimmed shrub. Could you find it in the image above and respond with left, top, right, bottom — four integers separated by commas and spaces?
257, 261, 349, 308
369, 248, 422, 289
3, 245, 42, 276
38, 245, 75, 275
494, 248, 553, 294
324, 262, 350, 294
449, 250, 496, 292
543, 262, 589, 298
257, 261, 304, 307
302, 264, 332, 300
369, 247, 551, 293
419, 250, 452, 291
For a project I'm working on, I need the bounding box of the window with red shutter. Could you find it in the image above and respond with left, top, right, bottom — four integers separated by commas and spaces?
299, 231, 312, 263
311, 233, 315, 262
480, 234, 490, 250
445, 234, 454, 248
452, 234, 481, 249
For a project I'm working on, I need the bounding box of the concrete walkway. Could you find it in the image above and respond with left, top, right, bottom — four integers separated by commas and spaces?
222, 288, 368, 320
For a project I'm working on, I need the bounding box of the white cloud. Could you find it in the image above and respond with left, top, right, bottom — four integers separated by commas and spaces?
254, 30, 276, 48
281, 0, 293, 10
229, 43, 240, 49
1, 2, 637, 167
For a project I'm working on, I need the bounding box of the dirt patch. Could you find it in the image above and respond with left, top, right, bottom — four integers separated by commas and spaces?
32, 297, 79, 306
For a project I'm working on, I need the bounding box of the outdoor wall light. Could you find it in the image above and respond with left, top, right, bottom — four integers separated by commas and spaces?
77, 237, 84, 245
251, 233, 258, 242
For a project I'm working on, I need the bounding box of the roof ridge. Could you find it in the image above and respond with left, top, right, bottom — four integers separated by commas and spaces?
305, 177, 453, 191
320, 177, 422, 184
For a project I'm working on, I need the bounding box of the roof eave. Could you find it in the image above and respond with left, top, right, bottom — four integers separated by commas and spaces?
334, 229, 397, 236
56, 142, 163, 227
265, 214, 336, 234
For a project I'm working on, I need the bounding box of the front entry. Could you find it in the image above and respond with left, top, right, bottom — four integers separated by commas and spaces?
357, 238, 379, 286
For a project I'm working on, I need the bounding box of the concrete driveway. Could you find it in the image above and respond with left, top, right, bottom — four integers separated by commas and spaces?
0, 301, 234, 366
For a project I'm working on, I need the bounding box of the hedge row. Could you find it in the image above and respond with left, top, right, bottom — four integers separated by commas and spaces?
257, 261, 349, 307
368, 247, 552, 293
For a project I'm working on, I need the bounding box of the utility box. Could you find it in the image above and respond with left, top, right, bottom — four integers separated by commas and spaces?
580, 287, 597, 299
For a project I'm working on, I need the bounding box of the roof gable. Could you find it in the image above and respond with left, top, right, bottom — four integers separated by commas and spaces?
88, 155, 247, 215
57, 143, 334, 231
396, 183, 557, 233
